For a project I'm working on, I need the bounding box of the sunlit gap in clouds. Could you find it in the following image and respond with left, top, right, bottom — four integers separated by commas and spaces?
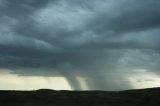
0, 68, 93, 90
0, 68, 72, 90
128, 69, 160, 89
0, 68, 160, 91
0, 68, 90, 90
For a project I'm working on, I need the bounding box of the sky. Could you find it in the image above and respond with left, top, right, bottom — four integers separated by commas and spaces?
0, 0, 160, 91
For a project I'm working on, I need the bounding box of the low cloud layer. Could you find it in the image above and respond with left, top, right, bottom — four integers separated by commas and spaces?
0, 0, 160, 90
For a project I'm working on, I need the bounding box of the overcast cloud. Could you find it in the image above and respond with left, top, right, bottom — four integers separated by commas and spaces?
0, 0, 160, 90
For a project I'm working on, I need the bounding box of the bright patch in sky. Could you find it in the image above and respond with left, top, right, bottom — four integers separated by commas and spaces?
128, 69, 160, 89
0, 69, 72, 90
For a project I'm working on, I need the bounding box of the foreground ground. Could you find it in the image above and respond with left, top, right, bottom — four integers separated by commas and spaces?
0, 88, 160, 106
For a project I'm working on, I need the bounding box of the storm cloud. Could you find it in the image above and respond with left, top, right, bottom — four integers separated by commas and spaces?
0, 0, 160, 90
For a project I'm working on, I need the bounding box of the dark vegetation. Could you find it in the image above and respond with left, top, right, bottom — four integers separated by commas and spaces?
0, 88, 160, 106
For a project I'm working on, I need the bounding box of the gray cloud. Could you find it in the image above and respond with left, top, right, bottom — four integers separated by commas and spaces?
0, 0, 160, 90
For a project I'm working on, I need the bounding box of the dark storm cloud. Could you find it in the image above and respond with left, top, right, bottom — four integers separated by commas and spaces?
89, 1, 160, 34
0, 0, 160, 90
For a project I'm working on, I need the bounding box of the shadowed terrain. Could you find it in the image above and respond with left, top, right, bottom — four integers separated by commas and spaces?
0, 88, 160, 106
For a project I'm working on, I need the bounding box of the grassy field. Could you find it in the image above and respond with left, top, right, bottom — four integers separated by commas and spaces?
0, 88, 160, 106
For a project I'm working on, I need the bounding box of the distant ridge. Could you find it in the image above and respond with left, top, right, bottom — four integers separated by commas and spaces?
36, 89, 57, 92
